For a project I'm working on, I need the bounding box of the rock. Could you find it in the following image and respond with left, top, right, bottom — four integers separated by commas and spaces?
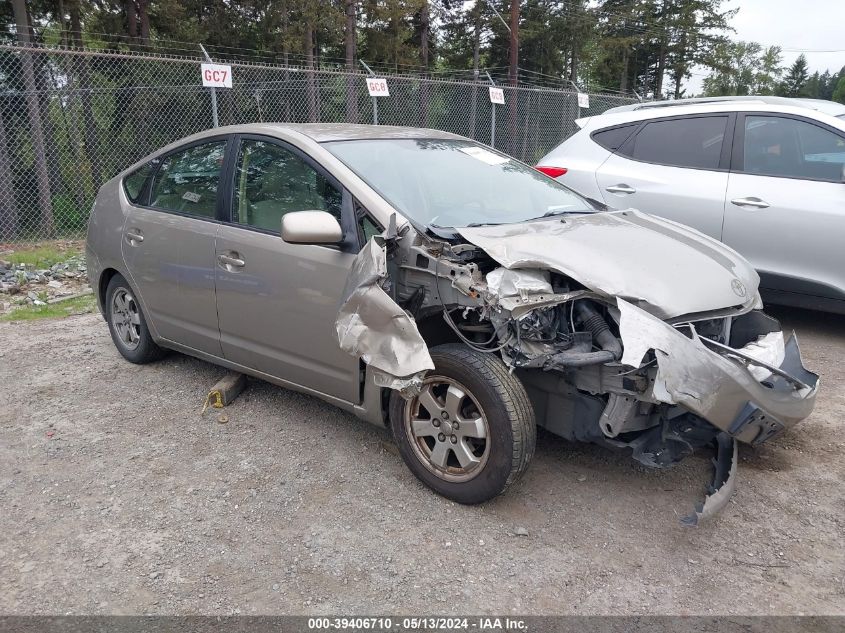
149, 571, 162, 579
577, 474, 587, 482
513, 527, 529, 537
47, 280, 63, 289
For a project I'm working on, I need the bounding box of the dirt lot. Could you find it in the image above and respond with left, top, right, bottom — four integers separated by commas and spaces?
1, 306, 843, 616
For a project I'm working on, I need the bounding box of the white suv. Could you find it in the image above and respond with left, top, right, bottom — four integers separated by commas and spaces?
536, 96, 845, 314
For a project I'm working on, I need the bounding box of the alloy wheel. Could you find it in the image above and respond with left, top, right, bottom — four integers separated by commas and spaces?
404, 376, 491, 482
110, 287, 142, 351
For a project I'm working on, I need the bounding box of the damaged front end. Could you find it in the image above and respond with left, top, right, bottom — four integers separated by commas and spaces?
336, 211, 819, 522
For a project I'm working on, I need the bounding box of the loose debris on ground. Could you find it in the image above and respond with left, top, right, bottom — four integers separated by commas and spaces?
0, 307, 843, 615
0, 241, 91, 319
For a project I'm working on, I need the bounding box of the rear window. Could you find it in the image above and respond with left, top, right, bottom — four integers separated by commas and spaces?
621, 116, 728, 169
591, 124, 639, 152
123, 163, 155, 204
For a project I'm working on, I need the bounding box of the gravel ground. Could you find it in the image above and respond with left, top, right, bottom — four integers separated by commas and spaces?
1, 306, 843, 616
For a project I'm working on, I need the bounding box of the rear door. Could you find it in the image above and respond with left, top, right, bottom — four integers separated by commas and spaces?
595, 114, 733, 239
122, 137, 230, 356
214, 136, 361, 403
723, 113, 845, 304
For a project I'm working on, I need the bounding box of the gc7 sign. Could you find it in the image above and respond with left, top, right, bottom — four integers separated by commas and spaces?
201, 63, 233, 88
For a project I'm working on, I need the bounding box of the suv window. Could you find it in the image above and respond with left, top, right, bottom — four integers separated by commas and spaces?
232, 140, 343, 233
742, 115, 845, 182
621, 116, 728, 169
591, 124, 638, 152
123, 162, 155, 204
149, 141, 227, 218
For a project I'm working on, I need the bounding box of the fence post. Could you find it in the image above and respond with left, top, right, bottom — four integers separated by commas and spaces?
360, 60, 378, 125
485, 71, 496, 148
199, 44, 219, 128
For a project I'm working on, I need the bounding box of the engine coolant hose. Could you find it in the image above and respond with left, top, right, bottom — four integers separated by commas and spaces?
545, 301, 622, 368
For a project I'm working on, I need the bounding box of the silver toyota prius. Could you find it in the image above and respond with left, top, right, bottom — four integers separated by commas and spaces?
86, 123, 819, 523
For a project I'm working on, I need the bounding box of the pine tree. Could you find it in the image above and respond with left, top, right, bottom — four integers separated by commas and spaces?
833, 76, 845, 104
778, 53, 809, 97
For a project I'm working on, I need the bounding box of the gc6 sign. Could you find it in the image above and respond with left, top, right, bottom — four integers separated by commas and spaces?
201, 63, 233, 88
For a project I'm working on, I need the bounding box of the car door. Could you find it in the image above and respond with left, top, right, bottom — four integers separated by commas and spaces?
214, 136, 361, 403
122, 137, 231, 356
595, 114, 733, 239
723, 113, 845, 305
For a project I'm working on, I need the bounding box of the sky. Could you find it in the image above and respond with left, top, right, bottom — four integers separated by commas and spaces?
685, 0, 845, 94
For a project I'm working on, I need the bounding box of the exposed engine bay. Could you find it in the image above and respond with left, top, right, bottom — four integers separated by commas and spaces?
336, 211, 819, 524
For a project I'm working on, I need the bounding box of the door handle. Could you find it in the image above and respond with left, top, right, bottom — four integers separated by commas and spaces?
605, 184, 636, 194
731, 197, 770, 209
217, 253, 245, 268
124, 229, 144, 245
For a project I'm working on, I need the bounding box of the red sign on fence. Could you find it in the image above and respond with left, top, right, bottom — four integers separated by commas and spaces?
366, 77, 390, 97
201, 63, 233, 88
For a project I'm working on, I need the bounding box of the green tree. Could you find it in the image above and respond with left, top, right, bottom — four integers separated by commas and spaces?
833, 75, 845, 104
665, 0, 735, 99
702, 40, 782, 96
778, 53, 809, 97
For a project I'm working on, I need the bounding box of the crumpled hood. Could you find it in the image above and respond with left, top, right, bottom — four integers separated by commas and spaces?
458, 209, 760, 320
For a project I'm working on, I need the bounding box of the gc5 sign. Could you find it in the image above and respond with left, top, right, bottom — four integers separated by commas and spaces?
201, 63, 233, 88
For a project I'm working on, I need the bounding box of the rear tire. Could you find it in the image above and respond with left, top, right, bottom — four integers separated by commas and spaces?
105, 274, 165, 364
389, 344, 536, 504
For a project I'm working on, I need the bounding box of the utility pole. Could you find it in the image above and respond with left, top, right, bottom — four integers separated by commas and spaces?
508, 0, 519, 87
507, 0, 519, 155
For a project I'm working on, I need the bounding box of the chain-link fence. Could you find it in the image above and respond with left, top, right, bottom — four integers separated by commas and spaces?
0, 43, 638, 242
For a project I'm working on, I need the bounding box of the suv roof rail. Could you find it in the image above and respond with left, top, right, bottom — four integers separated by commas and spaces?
603, 95, 811, 114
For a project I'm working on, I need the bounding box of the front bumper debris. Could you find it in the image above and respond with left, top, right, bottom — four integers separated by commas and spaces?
618, 299, 819, 445
682, 432, 738, 526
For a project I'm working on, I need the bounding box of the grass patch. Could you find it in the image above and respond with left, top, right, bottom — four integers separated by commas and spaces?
3, 242, 84, 269
1, 293, 97, 322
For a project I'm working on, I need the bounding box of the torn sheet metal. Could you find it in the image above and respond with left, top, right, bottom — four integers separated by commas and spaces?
681, 433, 738, 526
458, 210, 760, 320
336, 236, 434, 393
617, 298, 818, 442
485, 267, 552, 298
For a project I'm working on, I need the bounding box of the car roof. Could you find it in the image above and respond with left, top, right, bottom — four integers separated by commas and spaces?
186, 122, 467, 143
601, 95, 824, 114
792, 98, 845, 117
575, 97, 845, 131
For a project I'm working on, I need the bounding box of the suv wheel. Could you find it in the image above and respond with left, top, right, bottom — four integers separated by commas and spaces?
389, 344, 536, 504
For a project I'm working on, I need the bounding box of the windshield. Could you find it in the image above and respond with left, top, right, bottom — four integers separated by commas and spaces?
323, 138, 594, 228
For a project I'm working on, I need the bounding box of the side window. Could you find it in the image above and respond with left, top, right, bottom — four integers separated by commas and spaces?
591, 123, 639, 152
621, 116, 728, 169
123, 162, 155, 204
353, 200, 383, 242
149, 141, 226, 218
742, 115, 845, 182
360, 216, 382, 241
232, 140, 343, 233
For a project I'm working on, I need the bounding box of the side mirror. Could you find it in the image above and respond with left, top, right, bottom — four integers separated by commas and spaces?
281, 210, 343, 245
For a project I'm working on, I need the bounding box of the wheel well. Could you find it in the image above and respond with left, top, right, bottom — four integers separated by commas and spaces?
415, 312, 461, 348
377, 312, 461, 425
98, 268, 119, 311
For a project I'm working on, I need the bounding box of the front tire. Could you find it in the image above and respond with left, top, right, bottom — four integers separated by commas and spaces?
105, 274, 165, 364
389, 344, 536, 504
